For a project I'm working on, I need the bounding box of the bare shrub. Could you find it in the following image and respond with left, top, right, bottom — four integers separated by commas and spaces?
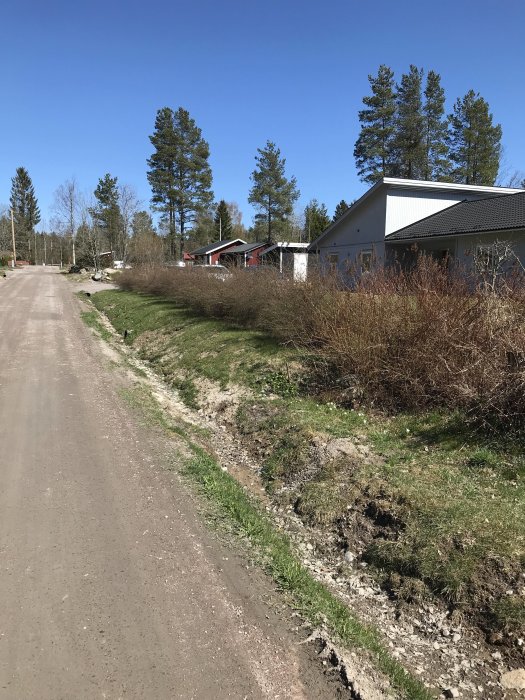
118, 259, 525, 428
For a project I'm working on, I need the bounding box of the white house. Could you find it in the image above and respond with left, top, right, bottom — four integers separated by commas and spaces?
309, 178, 524, 275
385, 190, 525, 273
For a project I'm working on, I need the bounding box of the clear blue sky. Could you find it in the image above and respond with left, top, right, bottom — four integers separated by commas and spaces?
1, 0, 524, 231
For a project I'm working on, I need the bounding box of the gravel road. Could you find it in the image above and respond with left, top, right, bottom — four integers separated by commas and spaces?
0, 268, 339, 699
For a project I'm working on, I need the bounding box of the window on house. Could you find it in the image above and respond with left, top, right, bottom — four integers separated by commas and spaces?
360, 250, 373, 273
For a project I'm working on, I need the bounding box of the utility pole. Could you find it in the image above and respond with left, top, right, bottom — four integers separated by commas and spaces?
10, 209, 16, 268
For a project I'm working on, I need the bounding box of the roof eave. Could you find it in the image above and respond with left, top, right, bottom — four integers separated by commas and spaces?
191, 238, 246, 255
386, 224, 525, 243
383, 177, 524, 196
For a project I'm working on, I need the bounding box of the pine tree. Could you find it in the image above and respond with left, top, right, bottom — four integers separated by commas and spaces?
353, 65, 397, 184
304, 200, 330, 241
10, 167, 40, 261
248, 141, 300, 243
214, 200, 233, 240
147, 107, 213, 259
91, 174, 122, 256
333, 199, 350, 221
147, 108, 177, 254
129, 211, 163, 264
448, 90, 502, 185
422, 70, 451, 181
131, 211, 156, 238
189, 209, 215, 247
393, 65, 425, 179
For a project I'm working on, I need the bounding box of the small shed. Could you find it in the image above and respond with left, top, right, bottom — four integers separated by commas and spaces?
259, 242, 310, 280
190, 239, 246, 266
219, 242, 269, 267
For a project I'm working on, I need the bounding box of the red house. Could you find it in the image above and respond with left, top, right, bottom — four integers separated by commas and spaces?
190, 239, 246, 266
218, 242, 269, 267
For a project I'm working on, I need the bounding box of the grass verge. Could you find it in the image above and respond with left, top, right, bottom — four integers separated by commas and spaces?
80, 308, 113, 342
81, 294, 431, 697
184, 447, 432, 700
88, 289, 525, 641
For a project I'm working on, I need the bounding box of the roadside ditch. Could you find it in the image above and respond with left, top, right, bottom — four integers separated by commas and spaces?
82, 289, 525, 699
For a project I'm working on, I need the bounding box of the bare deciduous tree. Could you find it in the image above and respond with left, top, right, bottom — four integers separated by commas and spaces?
118, 184, 140, 262
474, 239, 525, 293
52, 178, 81, 265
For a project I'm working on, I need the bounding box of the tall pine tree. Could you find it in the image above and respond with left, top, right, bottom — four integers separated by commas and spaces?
248, 141, 300, 243
147, 107, 213, 259
91, 174, 122, 257
448, 90, 502, 185
354, 65, 397, 184
214, 200, 233, 240
423, 70, 451, 181
10, 167, 40, 261
304, 200, 330, 241
393, 65, 424, 179
333, 199, 350, 221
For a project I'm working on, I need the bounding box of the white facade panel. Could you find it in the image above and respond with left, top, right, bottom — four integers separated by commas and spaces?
385, 189, 505, 236
293, 252, 308, 281
316, 190, 387, 274
455, 231, 525, 271
318, 190, 387, 249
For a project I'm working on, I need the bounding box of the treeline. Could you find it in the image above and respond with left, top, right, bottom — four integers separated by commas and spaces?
2, 168, 160, 268
354, 64, 503, 186
3, 65, 519, 265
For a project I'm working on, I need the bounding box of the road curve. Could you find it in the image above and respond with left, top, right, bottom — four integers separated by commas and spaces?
0, 268, 336, 700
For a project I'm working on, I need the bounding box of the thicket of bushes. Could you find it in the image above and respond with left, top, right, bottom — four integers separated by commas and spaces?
118, 260, 525, 428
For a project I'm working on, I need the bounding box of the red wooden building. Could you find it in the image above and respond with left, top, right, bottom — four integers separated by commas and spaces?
219, 242, 269, 267
189, 239, 246, 266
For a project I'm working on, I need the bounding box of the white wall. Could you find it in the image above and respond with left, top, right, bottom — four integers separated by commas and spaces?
387, 230, 525, 274
385, 188, 505, 236
455, 231, 525, 271
316, 189, 386, 274
293, 252, 308, 281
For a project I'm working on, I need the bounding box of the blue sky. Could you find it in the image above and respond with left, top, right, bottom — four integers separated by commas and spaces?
1, 0, 524, 231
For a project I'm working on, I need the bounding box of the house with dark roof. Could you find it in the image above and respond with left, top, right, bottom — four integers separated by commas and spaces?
189, 239, 246, 266
385, 191, 525, 272
218, 242, 269, 267
309, 178, 524, 276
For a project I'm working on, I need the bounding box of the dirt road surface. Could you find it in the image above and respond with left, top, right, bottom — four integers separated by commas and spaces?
0, 268, 340, 700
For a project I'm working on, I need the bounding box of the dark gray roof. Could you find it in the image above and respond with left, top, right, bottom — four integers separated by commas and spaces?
190, 239, 245, 255
387, 191, 525, 242
223, 242, 267, 254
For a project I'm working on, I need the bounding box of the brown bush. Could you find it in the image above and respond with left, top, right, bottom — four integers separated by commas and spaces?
118, 260, 525, 428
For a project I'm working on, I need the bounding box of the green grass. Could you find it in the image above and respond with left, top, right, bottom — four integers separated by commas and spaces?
183, 448, 432, 700
113, 376, 430, 697
91, 290, 299, 392
80, 308, 113, 342
89, 288, 525, 635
